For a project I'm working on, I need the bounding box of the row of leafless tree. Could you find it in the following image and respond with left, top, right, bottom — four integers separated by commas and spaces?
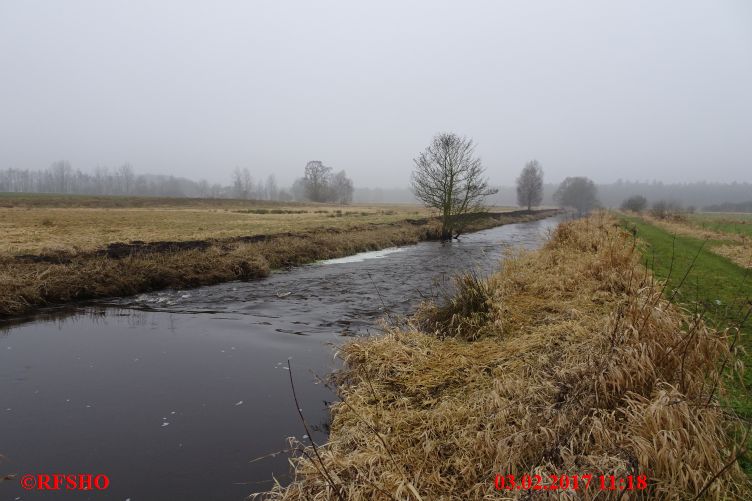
0, 162, 194, 197
410, 132, 599, 239
0, 161, 354, 203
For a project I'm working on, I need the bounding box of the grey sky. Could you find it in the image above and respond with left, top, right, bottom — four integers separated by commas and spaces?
1, 0, 750, 187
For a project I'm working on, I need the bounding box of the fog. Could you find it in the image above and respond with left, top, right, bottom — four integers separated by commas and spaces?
1, 0, 751, 187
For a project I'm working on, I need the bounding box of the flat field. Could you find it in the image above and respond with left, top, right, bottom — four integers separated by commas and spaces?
0, 193, 431, 255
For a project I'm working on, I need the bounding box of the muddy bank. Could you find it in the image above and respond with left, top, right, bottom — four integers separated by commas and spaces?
0, 209, 559, 318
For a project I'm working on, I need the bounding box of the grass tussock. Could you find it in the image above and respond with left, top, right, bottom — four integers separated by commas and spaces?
414, 271, 498, 341
261, 213, 749, 500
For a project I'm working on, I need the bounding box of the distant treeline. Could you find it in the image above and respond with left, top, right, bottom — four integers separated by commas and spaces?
2, 163, 749, 211
0, 163, 293, 202
0, 162, 356, 203
0, 162, 231, 199
703, 200, 752, 213
356, 181, 752, 211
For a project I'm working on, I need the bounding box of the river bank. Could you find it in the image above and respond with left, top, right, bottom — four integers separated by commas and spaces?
263, 213, 749, 500
0, 208, 558, 318
0, 215, 562, 501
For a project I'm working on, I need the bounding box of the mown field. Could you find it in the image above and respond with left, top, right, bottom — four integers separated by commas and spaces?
0, 193, 555, 318
621, 213, 752, 472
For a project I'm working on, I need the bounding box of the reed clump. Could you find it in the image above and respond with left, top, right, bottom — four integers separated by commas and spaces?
262, 213, 749, 500
414, 271, 498, 341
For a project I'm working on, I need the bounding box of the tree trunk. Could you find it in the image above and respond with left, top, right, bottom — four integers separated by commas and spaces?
441, 209, 452, 241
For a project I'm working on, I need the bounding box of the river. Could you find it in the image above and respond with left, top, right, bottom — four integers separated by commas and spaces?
0, 216, 561, 500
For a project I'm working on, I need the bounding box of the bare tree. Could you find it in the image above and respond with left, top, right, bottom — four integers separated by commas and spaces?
232, 168, 244, 198
553, 176, 598, 216
197, 179, 210, 198
264, 174, 278, 201
303, 161, 333, 202
232, 167, 254, 199
117, 163, 135, 194
411, 133, 497, 240
331, 170, 354, 204
291, 177, 307, 201
516, 160, 544, 211
50, 161, 73, 193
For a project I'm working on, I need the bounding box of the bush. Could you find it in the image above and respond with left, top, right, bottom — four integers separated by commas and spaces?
650, 200, 685, 220
620, 195, 647, 212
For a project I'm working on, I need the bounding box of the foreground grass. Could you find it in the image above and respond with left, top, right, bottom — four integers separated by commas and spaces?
622, 214, 752, 470
0, 194, 556, 317
262, 214, 749, 500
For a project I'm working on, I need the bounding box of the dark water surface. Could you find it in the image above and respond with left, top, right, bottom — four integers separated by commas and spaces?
0, 216, 561, 500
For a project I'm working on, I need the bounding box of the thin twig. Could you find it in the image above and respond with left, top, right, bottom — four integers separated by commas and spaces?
287, 359, 345, 501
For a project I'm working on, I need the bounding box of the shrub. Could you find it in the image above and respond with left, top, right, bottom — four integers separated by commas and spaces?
650, 200, 685, 220
620, 195, 647, 212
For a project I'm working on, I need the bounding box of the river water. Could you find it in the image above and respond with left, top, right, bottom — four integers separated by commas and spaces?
0, 216, 561, 500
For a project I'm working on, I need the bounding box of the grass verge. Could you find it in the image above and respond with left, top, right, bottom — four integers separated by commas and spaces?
621, 214, 752, 471
633, 213, 751, 270
261, 213, 749, 500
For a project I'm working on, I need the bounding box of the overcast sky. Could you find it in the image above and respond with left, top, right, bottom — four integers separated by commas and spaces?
1, 0, 750, 187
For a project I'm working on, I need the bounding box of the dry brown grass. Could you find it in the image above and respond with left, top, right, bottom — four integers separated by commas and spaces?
261, 213, 749, 500
0, 204, 428, 255
0, 222, 426, 317
713, 244, 752, 270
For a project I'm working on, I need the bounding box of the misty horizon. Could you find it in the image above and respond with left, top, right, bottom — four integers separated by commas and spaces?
2, 1, 751, 187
